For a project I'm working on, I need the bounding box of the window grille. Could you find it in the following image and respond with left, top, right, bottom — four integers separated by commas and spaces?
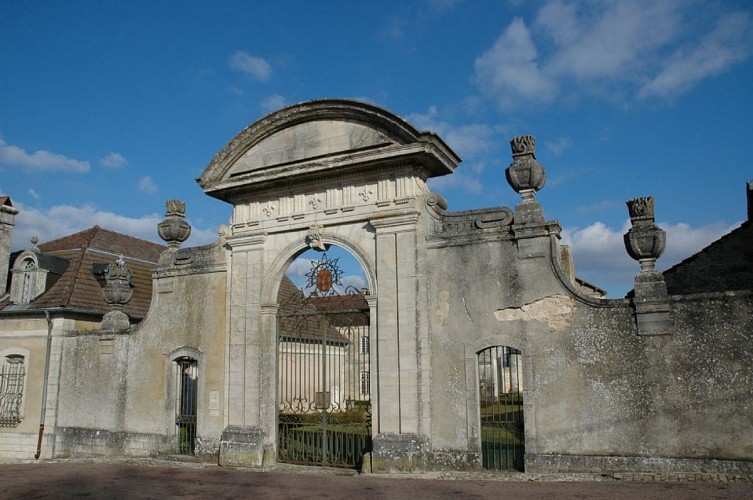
360, 335, 369, 355
360, 371, 370, 396
0, 355, 25, 427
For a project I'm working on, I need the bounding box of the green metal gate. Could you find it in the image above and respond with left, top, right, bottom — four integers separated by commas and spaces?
478, 345, 524, 471
175, 357, 198, 455
277, 253, 371, 469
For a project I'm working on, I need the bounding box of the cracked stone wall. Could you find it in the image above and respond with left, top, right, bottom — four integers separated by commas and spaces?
423, 227, 753, 472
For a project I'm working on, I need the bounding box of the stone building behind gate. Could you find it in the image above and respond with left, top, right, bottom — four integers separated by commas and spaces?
0, 100, 751, 475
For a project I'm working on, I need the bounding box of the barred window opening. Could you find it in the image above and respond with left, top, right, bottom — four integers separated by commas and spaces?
0, 355, 26, 427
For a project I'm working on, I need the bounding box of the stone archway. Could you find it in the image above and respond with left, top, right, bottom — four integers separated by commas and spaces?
275, 248, 372, 469
202, 100, 461, 468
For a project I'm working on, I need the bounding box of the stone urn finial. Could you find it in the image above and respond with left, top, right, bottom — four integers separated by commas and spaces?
157, 199, 191, 249
101, 255, 133, 332
102, 255, 133, 310
624, 197, 665, 271
506, 135, 546, 199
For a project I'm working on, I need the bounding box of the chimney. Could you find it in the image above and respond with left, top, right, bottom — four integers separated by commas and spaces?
0, 196, 19, 296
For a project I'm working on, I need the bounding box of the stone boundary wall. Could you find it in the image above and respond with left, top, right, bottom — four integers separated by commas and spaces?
0, 431, 38, 459
54, 427, 170, 458
527, 454, 753, 475
54, 427, 222, 461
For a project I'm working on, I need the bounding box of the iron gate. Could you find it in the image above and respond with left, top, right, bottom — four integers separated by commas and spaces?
175, 357, 197, 455
277, 253, 371, 469
478, 345, 524, 471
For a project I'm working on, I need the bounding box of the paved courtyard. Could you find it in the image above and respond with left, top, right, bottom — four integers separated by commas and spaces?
1, 459, 752, 499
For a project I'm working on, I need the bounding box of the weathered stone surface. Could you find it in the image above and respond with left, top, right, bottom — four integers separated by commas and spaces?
218, 426, 269, 468
5, 100, 752, 479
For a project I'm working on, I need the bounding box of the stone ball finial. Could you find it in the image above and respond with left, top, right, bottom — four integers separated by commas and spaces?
506, 135, 545, 198
27, 236, 40, 252
157, 199, 191, 249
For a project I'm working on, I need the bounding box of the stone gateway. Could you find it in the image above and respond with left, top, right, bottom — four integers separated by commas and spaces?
0, 100, 751, 475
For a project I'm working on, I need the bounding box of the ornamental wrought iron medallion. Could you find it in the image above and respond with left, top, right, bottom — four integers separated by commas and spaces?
305, 253, 343, 296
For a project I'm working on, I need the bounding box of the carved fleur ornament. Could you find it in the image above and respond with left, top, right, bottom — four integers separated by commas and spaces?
506, 135, 546, 198
626, 197, 654, 223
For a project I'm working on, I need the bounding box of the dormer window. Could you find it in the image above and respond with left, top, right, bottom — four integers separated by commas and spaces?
9, 251, 47, 305
8, 237, 68, 306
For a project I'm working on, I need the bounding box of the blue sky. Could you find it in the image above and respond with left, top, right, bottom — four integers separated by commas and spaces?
1, 0, 751, 297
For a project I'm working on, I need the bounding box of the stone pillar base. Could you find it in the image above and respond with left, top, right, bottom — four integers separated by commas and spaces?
218, 426, 272, 468
370, 433, 429, 473
633, 270, 672, 335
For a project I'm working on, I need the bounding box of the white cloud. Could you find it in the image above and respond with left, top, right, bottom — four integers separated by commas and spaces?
545, 137, 572, 156
473, 17, 558, 109
11, 203, 162, 251
341, 274, 368, 292
261, 94, 286, 112
407, 106, 496, 159
28, 189, 40, 201
229, 51, 271, 81
428, 166, 484, 195
11, 202, 219, 252
639, 11, 753, 99
286, 257, 316, 282
540, 1, 681, 81
408, 106, 496, 196
561, 218, 738, 297
99, 152, 128, 168
138, 176, 158, 194
474, 1, 752, 109
0, 138, 90, 173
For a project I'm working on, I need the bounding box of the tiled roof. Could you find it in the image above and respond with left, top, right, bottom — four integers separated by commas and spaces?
663, 221, 753, 295
309, 293, 369, 327
277, 276, 352, 345
2, 226, 166, 319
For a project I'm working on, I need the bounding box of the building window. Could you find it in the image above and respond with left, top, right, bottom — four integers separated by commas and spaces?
0, 354, 26, 426
360, 371, 370, 396
20, 259, 35, 304
360, 335, 369, 355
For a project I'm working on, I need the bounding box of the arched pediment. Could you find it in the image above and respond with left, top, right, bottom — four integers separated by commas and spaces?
198, 99, 460, 203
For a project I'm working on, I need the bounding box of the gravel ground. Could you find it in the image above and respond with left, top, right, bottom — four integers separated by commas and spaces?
1, 457, 752, 500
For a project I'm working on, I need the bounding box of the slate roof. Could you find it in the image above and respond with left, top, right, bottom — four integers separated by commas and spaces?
663, 220, 753, 295
0, 226, 166, 320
